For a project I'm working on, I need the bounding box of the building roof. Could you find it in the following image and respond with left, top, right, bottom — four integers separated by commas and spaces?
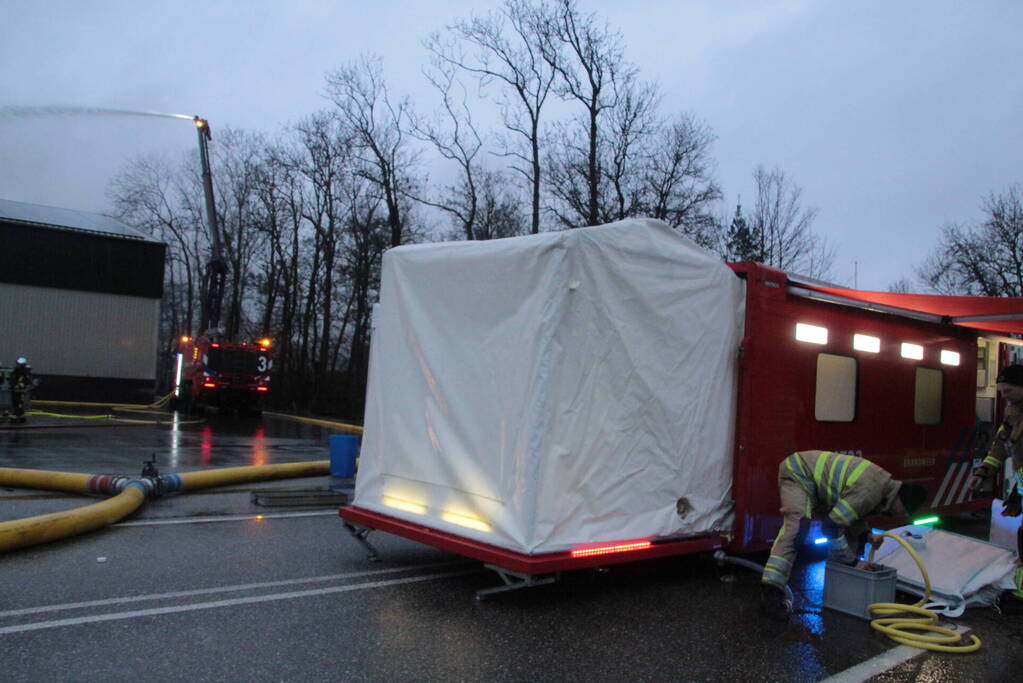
0, 198, 158, 242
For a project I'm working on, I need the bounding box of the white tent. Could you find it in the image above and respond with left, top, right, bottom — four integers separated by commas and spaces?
353, 218, 746, 555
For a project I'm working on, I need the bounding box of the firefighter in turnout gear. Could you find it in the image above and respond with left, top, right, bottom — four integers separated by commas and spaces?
759, 450, 927, 621
10, 358, 32, 424
967, 363, 1023, 614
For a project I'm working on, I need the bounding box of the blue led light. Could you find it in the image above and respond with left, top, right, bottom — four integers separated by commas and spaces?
813, 537, 829, 545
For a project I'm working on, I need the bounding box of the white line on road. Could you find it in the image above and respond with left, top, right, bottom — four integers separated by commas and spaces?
0, 561, 470, 618
0, 569, 476, 635
819, 645, 923, 683
820, 627, 971, 683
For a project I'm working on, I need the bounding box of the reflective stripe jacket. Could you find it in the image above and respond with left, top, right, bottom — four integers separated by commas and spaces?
762, 451, 901, 588
11, 366, 31, 392
977, 402, 1023, 492
783, 450, 901, 529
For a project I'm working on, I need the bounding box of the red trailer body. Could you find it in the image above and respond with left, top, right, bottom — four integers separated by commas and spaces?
340, 261, 1023, 576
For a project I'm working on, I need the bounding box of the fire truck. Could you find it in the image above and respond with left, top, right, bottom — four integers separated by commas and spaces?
172, 118, 272, 413
336, 220, 1023, 595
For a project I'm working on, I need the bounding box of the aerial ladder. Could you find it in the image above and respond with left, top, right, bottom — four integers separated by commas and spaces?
172, 117, 272, 413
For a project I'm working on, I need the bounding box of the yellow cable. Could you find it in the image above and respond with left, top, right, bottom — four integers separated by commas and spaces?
25, 410, 202, 426
866, 532, 981, 653
262, 411, 363, 434
33, 391, 175, 411
27, 411, 113, 420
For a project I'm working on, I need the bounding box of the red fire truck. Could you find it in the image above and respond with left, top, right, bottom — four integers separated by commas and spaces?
171, 118, 272, 413
338, 224, 1023, 594
174, 335, 272, 412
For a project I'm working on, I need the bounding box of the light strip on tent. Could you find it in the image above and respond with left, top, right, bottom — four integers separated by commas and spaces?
570, 540, 652, 558
382, 496, 427, 515
940, 350, 960, 366
441, 512, 492, 533
913, 516, 939, 525
795, 323, 828, 345
901, 342, 924, 360
853, 334, 880, 353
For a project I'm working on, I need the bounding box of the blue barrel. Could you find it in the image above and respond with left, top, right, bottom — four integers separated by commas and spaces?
329, 434, 360, 477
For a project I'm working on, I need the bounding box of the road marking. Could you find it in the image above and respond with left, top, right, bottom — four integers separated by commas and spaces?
0, 561, 470, 617
820, 627, 971, 683
819, 646, 923, 683
0, 569, 475, 635
115, 510, 337, 526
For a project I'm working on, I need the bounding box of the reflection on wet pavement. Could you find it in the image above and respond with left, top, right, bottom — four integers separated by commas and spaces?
0, 412, 339, 474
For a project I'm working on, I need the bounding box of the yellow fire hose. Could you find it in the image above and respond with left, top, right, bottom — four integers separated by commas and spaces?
33, 391, 175, 411
0, 461, 330, 553
866, 532, 982, 653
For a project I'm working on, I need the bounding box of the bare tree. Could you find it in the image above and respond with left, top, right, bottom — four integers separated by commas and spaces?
210, 127, 268, 340
887, 278, 912, 293
109, 153, 204, 350
427, 0, 556, 234
326, 55, 418, 248
599, 80, 659, 222
749, 165, 834, 278
412, 57, 488, 240
919, 183, 1023, 296
639, 112, 722, 247
539, 0, 634, 227
438, 168, 527, 240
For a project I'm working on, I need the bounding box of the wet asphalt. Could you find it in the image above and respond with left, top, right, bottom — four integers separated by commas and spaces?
1, 410, 1020, 682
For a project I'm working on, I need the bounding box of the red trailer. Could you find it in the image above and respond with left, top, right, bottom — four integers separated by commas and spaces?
339, 223, 1023, 596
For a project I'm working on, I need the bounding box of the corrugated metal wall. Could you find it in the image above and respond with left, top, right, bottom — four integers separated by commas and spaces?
0, 283, 158, 379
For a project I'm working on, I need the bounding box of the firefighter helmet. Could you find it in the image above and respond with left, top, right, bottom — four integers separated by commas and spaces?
16, 357, 27, 365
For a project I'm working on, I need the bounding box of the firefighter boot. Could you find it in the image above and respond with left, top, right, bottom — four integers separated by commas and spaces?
759, 583, 790, 622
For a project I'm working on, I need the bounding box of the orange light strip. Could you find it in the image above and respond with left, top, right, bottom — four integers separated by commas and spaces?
570, 540, 652, 558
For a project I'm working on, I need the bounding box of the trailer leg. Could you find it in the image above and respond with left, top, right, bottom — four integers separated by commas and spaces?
342, 521, 381, 562
475, 564, 559, 600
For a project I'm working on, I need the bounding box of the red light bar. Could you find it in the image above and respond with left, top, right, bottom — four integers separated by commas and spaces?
256, 387, 268, 392
570, 540, 652, 558
211, 343, 220, 348
203, 382, 216, 388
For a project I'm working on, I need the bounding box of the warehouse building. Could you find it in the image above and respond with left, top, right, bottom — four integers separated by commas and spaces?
0, 198, 166, 402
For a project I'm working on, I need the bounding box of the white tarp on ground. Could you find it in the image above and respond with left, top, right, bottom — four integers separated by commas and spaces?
872, 524, 1018, 616
353, 218, 746, 555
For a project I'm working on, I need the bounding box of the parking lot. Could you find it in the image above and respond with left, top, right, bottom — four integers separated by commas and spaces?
1, 413, 1020, 681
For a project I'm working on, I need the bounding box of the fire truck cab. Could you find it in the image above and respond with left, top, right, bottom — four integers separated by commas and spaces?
174, 335, 272, 412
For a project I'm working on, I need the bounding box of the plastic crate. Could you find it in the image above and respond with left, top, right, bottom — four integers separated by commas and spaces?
823, 561, 897, 620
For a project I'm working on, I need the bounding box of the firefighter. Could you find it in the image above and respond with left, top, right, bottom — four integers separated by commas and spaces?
759, 450, 927, 621
966, 363, 1023, 615
10, 357, 33, 424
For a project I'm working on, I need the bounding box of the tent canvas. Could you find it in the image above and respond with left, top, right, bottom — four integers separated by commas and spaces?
353, 218, 746, 555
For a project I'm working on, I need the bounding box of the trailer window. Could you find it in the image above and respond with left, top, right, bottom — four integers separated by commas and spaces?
815, 353, 857, 422
914, 367, 943, 425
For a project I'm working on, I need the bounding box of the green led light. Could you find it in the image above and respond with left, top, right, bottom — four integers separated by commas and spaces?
913, 516, 939, 525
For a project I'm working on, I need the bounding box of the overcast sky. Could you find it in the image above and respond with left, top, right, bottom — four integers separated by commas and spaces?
1, 1, 1020, 291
